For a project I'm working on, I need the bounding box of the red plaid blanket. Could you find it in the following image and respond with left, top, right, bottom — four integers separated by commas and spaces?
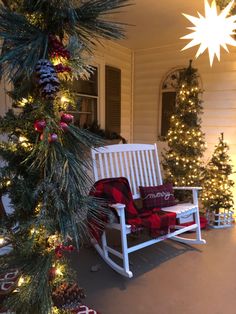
89, 177, 176, 239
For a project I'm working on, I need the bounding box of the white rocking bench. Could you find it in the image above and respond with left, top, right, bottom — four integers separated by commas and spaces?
91, 143, 206, 278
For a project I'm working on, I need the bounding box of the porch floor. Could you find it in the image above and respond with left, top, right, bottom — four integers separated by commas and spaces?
73, 226, 236, 314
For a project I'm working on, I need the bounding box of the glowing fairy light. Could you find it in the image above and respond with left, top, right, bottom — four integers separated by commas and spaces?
61, 96, 69, 104
0, 237, 5, 245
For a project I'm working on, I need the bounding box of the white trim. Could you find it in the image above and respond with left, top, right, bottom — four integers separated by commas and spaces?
131, 50, 135, 143
98, 61, 106, 129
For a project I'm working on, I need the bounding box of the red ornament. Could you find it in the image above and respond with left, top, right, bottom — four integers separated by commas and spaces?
34, 120, 46, 133
49, 133, 58, 143
59, 122, 69, 131
61, 113, 74, 124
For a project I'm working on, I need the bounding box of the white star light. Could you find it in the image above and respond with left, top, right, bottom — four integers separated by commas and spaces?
181, 0, 236, 66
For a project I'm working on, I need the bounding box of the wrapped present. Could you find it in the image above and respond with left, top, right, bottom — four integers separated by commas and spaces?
0, 269, 20, 313
0, 269, 20, 299
71, 305, 100, 314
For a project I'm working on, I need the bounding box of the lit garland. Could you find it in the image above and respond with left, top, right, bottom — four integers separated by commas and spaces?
0, 0, 129, 312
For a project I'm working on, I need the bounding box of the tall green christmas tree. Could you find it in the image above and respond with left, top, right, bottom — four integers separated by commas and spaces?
216, 0, 234, 10
201, 133, 234, 214
0, 1, 129, 313
162, 60, 206, 189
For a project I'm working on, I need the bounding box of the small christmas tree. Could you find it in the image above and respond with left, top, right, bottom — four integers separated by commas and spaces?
0, 1, 129, 313
202, 133, 234, 224
162, 60, 206, 191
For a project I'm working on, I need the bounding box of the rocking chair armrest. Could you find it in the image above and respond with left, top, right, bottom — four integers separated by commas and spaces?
173, 186, 201, 206
173, 186, 202, 191
109, 203, 126, 217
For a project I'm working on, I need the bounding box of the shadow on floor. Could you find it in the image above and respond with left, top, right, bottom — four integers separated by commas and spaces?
71, 232, 199, 294
69, 228, 236, 314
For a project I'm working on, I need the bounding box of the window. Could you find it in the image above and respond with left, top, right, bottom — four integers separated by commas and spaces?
67, 67, 98, 128
65, 64, 122, 135
160, 68, 202, 138
159, 68, 181, 138
161, 91, 176, 137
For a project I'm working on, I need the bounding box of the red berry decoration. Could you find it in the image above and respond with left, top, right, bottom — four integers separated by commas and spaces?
49, 133, 58, 143
55, 64, 71, 74
34, 120, 46, 132
59, 122, 69, 131
61, 113, 74, 124
49, 35, 71, 60
40, 133, 58, 143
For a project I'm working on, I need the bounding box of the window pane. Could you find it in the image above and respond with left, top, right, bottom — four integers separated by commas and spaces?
69, 68, 98, 96
66, 67, 98, 128
161, 92, 176, 137
67, 96, 97, 128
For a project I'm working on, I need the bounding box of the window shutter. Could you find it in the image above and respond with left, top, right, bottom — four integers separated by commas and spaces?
105, 66, 121, 134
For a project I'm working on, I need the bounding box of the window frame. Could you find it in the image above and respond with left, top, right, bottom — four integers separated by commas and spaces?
66, 65, 100, 128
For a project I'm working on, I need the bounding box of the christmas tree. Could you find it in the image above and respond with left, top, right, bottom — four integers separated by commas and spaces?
162, 60, 205, 190
216, 0, 234, 10
0, 1, 129, 313
201, 133, 234, 214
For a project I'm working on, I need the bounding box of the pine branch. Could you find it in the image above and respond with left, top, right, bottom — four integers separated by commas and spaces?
76, 0, 131, 43
0, 0, 130, 312
0, 5, 48, 82
4, 251, 54, 314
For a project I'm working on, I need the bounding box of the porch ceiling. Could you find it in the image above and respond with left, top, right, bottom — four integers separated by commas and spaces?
113, 0, 206, 50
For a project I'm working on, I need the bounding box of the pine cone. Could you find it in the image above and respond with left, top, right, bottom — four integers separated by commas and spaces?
52, 282, 83, 309
35, 59, 60, 99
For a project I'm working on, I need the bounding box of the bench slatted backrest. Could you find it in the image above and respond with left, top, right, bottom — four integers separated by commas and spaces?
91, 143, 163, 199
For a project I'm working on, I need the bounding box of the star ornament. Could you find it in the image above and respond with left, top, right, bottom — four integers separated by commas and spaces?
181, 0, 236, 66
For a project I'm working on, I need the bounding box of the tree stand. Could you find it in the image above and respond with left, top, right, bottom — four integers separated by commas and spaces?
206, 208, 234, 229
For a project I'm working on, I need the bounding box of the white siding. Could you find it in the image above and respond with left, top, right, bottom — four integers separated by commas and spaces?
94, 41, 133, 143
0, 78, 11, 116
133, 42, 236, 206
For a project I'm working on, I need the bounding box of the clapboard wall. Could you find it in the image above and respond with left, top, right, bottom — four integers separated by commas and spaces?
133, 42, 236, 206
94, 40, 133, 143
0, 78, 11, 116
